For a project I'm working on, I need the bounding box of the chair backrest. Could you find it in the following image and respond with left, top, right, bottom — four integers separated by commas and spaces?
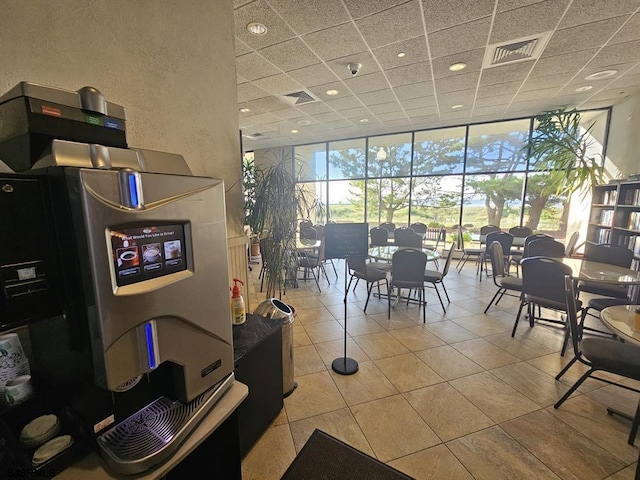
489, 241, 506, 281
584, 243, 634, 268
394, 228, 421, 247
370, 227, 389, 246
379, 222, 396, 233
527, 238, 566, 258
409, 222, 428, 235
314, 224, 325, 239
300, 225, 317, 240
485, 231, 513, 255
508, 226, 533, 239
521, 256, 573, 306
440, 242, 455, 277
391, 248, 428, 287
564, 231, 579, 256
522, 233, 553, 257
347, 255, 368, 276
480, 225, 501, 236
564, 274, 582, 357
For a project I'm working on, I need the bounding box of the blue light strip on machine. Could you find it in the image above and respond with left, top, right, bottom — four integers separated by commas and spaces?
145, 323, 157, 369
128, 173, 140, 208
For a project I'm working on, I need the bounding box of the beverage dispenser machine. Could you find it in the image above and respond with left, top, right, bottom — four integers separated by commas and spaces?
0, 83, 235, 474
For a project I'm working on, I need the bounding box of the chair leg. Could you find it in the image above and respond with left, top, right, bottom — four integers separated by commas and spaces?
560, 324, 570, 357
484, 287, 503, 314
441, 283, 450, 303
385, 279, 391, 319
554, 367, 595, 409
364, 282, 374, 313
433, 284, 446, 314
555, 354, 580, 381
346, 275, 355, 294
511, 300, 526, 337
421, 287, 426, 323
627, 398, 640, 445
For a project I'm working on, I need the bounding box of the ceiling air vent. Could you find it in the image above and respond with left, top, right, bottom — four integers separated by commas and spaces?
483, 32, 551, 69
280, 89, 318, 106
244, 132, 265, 140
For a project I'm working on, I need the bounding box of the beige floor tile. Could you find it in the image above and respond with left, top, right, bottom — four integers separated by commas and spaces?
295, 305, 339, 325
374, 353, 444, 392
292, 324, 312, 347
405, 383, 494, 441
330, 360, 398, 405
294, 344, 326, 376
289, 296, 324, 310
353, 331, 410, 359
452, 314, 512, 337
325, 301, 373, 320
241, 423, 296, 480
313, 337, 371, 366
303, 319, 346, 343
484, 331, 556, 360
490, 361, 572, 407
447, 426, 560, 480
389, 325, 445, 351
373, 310, 426, 330
389, 445, 473, 480
449, 371, 539, 423
341, 315, 386, 336
451, 338, 519, 370
351, 395, 441, 462
502, 409, 626, 480
289, 408, 374, 456
388, 444, 474, 480
606, 464, 637, 479
435, 303, 475, 320
585, 383, 640, 417
271, 407, 288, 426
283, 371, 346, 422
549, 396, 639, 464
414, 345, 484, 380
527, 353, 611, 393
424, 320, 478, 343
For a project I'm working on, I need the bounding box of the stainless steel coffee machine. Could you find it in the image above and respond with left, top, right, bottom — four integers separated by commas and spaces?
0, 83, 235, 474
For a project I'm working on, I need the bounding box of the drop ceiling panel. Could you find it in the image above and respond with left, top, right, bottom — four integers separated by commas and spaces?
252, 74, 304, 95
431, 49, 485, 78
267, 0, 350, 35
235, 52, 282, 81
258, 38, 320, 71
559, 0, 640, 29
287, 64, 341, 88
385, 61, 433, 87
428, 17, 492, 58
588, 40, 640, 68
355, 1, 425, 49
609, 13, 640, 44
543, 17, 627, 57
343, 71, 390, 93
421, 0, 495, 33
490, 0, 568, 44
372, 36, 430, 69
303, 23, 368, 60
342, 0, 408, 20
234, 0, 295, 49
434, 71, 481, 94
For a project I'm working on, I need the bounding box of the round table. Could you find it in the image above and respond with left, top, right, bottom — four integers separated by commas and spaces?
368, 245, 440, 263
600, 304, 640, 345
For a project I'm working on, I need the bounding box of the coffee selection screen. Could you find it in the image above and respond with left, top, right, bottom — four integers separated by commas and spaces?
109, 224, 187, 286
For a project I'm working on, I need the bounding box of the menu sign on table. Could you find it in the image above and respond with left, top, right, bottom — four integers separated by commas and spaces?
324, 223, 368, 259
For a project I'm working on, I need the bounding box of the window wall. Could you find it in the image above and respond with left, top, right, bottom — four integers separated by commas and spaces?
292, 110, 609, 241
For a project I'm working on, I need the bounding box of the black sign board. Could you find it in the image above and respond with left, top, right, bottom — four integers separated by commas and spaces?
324, 223, 369, 259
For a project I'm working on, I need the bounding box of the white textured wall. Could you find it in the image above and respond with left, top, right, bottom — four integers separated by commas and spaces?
607, 92, 640, 178
0, 0, 243, 238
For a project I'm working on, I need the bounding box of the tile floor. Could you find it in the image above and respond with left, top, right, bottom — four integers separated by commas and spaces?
240, 255, 640, 479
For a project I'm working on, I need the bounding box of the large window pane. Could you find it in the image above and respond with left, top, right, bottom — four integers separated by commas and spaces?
296, 143, 326, 181
297, 181, 326, 225
413, 127, 466, 175
368, 133, 412, 178
462, 173, 525, 230
466, 120, 530, 173
328, 139, 366, 180
523, 173, 568, 235
328, 179, 364, 223
410, 175, 462, 229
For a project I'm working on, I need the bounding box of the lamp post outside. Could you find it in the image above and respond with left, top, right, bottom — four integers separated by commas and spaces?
376, 147, 387, 226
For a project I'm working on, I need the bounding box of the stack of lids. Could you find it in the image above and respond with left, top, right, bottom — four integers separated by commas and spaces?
19, 414, 74, 465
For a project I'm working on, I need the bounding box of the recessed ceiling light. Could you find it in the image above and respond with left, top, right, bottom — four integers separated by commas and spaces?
585, 70, 618, 80
397, 52, 406, 58
359, 118, 369, 123
291, 129, 298, 134
239, 108, 251, 113
247, 22, 267, 35
451, 104, 464, 109
326, 89, 339, 96
297, 119, 312, 126
449, 62, 467, 72
575, 85, 593, 92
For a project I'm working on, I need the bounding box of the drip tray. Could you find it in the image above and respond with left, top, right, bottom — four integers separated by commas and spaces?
97, 373, 235, 475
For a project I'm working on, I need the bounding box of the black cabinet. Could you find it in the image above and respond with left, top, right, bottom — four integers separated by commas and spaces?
233, 314, 283, 458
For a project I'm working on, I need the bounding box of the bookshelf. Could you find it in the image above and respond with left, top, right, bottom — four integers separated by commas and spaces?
588, 180, 640, 262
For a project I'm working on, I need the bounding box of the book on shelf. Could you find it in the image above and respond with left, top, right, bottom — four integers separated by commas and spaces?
623, 188, 640, 206
595, 228, 611, 244
629, 211, 640, 230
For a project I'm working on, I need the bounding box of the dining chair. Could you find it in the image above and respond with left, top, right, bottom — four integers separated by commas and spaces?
509, 233, 553, 276
370, 227, 389, 246
508, 226, 533, 239
297, 238, 328, 292
564, 231, 580, 257
577, 244, 634, 300
479, 231, 513, 280
389, 248, 428, 322
456, 225, 484, 272
554, 275, 640, 446
526, 238, 566, 258
409, 222, 428, 236
394, 229, 422, 248
300, 225, 317, 241
423, 243, 455, 313
484, 241, 523, 314
314, 224, 337, 278
346, 256, 390, 316
379, 222, 396, 233
512, 256, 578, 337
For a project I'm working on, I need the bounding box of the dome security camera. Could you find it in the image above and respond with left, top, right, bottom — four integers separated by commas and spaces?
347, 63, 362, 76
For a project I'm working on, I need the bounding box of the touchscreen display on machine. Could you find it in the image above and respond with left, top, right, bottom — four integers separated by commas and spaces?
109, 224, 187, 286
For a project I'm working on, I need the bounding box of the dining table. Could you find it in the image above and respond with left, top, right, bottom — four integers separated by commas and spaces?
560, 258, 640, 302
368, 245, 440, 263
600, 304, 640, 345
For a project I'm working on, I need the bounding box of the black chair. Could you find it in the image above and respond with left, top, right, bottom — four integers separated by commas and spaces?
526, 238, 566, 258
297, 239, 328, 292
508, 226, 533, 239
510, 233, 553, 276
479, 231, 513, 280
456, 225, 484, 272
389, 248, 427, 322
409, 222, 428, 236
370, 227, 389, 246
484, 241, 523, 313
347, 256, 390, 316
512, 256, 579, 337
379, 222, 396, 233
394, 229, 422, 248
578, 244, 634, 300
423, 243, 455, 313
554, 275, 640, 446
314, 224, 337, 278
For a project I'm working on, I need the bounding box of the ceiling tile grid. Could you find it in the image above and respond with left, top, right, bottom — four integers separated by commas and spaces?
234, 0, 640, 150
